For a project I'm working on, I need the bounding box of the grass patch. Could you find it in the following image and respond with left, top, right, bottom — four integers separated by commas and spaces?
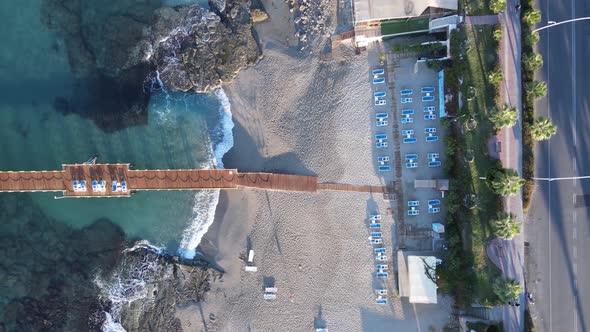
380, 18, 429, 35
460, 0, 493, 15
437, 25, 503, 306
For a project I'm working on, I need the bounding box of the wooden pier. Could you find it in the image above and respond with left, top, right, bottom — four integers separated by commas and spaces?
0, 163, 388, 197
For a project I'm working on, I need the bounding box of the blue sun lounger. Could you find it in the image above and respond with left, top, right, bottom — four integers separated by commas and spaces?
400, 89, 413, 96
376, 289, 388, 295
405, 162, 418, 168
371, 232, 383, 238
408, 209, 420, 216
376, 264, 388, 271
121, 181, 127, 192
408, 200, 420, 207
401, 109, 414, 115
376, 113, 388, 119
376, 272, 388, 278
376, 121, 388, 126
373, 77, 385, 84
376, 255, 387, 261
100, 180, 106, 191
79, 180, 87, 192
73, 180, 79, 191
375, 134, 387, 140
426, 135, 439, 142
376, 141, 388, 148
428, 199, 441, 206
422, 95, 435, 102
376, 298, 388, 304
428, 161, 442, 167
422, 87, 435, 93
377, 156, 390, 162
375, 99, 386, 106
429, 207, 441, 214
425, 128, 437, 134
403, 137, 417, 143
373, 68, 385, 75
402, 129, 414, 136
112, 180, 118, 192
427, 153, 440, 159
401, 97, 412, 103
370, 214, 382, 220
92, 180, 98, 191
405, 153, 418, 160
371, 238, 383, 244
374, 91, 386, 97
401, 117, 414, 124
424, 114, 436, 120
374, 248, 386, 253
379, 165, 391, 172
370, 223, 382, 229
424, 106, 435, 112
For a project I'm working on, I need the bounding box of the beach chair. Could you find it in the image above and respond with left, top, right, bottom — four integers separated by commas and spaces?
79, 180, 87, 192
121, 181, 127, 192
427, 153, 439, 159
92, 180, 98, 192
401, 117, 414, 124
376, 255, 388, 261
402, 129, 414, 136
264, 293, 277, 300
265, 287, 278, 293
373, 77, 385, 84
370, 223, 382, 229
373, 68, 385, 75
375, 134, 387, 140
72, 180, 79, 192
376, 113, 388, 119
370, 214, 381, 220
400, 89, 413, 96
424, 106, 435, 112
112, 180, 118, 192
422, 95, 435, 102
429, 207, 441, 214
379, 165, 391, 172
376, 265, 388, 271
425, 128, 437, 134
376, 298, 388, 304
401, 97, 412, 103
371, 238, 383, 244
407, 209, 420, 216
428, 161, 442, 167
371, 232, 383, 238
376, 289, 388, 296
374, 248, 386, 254
403, 137, 417, 143
376, 272, 388, 278
426, 136, 439, 142
401, 109, 414, 115
428, 199, 441, 206
374, 91, 386, 97
422, 87, 435, 93
424, 114, 436, 120
408, 200, 420, 207
245, 266, 258, 272
375, 99, 386, 106
405, 153, 418, 160
405, 162, 418, 169
99, 180, 106, 191
376, 141, 388, 148
377, 156, 390, 162
376, 120, 388, 127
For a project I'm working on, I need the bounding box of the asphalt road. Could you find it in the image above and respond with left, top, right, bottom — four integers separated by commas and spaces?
526, 0, 590, 330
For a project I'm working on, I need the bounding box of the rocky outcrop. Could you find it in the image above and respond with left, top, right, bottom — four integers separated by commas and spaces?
251, 9, 270, 23
286, 0, 331, 52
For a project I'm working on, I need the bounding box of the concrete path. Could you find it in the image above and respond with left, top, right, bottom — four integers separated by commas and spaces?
464, 15, 500, 25
487, 2, 525, 332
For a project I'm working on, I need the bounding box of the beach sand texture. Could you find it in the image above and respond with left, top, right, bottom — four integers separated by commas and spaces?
184, 1, 453, 330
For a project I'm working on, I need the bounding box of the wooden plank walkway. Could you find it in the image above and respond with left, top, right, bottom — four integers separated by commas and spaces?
0, 164, 391, 197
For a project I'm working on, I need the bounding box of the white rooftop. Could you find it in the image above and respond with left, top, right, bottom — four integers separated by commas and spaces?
408, 255, 438, 304
354, 0, 458, 23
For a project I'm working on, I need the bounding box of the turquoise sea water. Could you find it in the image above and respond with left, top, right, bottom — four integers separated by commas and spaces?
0, 0, 230, 328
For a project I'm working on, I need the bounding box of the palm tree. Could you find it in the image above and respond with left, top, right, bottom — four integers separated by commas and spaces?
489, 0, 506, 14
493, 28, 503, 42
493, 212, 521, 239
526, 81, 547, 99
489, 104, 518, 129
523, 53, 543, 72
487, 168, 524, 196
493, 278, 522, 303
488, 69, 503, 85
530, 117, 557, 140
525, 31, 540, 47
523, 10, 542, 26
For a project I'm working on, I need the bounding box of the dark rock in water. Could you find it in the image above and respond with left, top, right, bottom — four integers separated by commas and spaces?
40, 0, 261, 131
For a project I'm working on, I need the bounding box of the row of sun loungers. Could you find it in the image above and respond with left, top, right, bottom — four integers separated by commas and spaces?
72, 180, 127, 193
373, 68, 385, 84
407, 199, 442, 215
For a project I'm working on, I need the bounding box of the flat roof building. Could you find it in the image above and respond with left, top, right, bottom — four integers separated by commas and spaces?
397, 251, 439, 304
353, 0, 458, 24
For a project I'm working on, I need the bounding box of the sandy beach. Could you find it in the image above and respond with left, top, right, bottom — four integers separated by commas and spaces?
180, 0, 454, 330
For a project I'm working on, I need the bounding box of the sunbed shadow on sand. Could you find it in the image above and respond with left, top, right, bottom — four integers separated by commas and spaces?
262, 276, 275, 288
222, 120, 316, 176
313, 305, 328, 329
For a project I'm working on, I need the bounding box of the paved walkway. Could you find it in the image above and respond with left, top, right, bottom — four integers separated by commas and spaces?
487, 2, 525, 332
464, 15, 500, 26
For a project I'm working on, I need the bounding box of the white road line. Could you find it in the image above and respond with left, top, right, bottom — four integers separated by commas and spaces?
546, 0, 552, 327
572, 0, 577, 330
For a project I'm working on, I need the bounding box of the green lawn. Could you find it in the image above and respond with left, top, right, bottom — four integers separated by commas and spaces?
380, 18, 429, 35
461, 0, 494, 15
